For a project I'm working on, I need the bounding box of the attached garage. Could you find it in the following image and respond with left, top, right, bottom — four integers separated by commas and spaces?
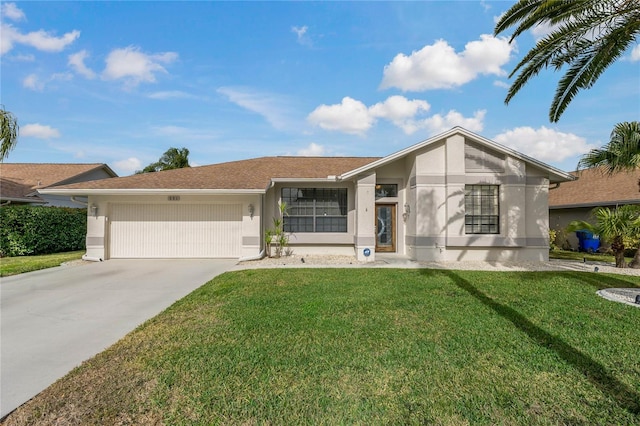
109, 203, 242, 258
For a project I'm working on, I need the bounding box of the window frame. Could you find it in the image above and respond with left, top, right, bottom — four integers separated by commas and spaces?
464, 184, 500, 235
281, 187, 348, 233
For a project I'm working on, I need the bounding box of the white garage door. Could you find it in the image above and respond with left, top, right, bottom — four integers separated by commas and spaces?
109, 203, 242, 258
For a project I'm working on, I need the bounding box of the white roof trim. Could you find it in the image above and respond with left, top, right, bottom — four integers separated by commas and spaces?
269, 178, 340, 183
339, 126, 575, 183
38, 188, 265, 196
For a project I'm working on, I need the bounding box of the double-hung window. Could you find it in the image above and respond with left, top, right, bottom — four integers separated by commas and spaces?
464, 185, 499, 234
282, 188, 348, 233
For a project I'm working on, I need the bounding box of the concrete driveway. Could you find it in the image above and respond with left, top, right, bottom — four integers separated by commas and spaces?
1, 258, 236, 418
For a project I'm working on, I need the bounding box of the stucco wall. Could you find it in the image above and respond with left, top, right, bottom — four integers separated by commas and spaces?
405, 134, 550, 262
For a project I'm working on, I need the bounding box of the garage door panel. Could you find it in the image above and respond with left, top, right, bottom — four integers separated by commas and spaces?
110, 204, 241, 258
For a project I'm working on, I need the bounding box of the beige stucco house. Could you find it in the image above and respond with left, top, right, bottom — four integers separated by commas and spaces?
40, 127, 574, 262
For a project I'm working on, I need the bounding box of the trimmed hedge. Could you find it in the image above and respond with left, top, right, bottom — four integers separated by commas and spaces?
0, 206, 87, 257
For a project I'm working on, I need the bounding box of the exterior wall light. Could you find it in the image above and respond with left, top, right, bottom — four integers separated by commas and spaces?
248, 203, 255, 218
90, 204, 98, 217
402, 203, 410, 222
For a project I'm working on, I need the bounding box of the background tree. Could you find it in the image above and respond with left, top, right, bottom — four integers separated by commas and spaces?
1, 107, 19, 161
578, 121, 640, 267
494, 0, 640, 122
578, 121, 640, 173
136, 147, 190, 174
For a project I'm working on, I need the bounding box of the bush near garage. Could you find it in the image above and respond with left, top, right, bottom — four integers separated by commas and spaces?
0, 206, 86, 257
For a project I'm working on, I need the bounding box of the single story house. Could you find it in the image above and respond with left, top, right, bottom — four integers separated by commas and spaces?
0, 163, 117, 207
549, 167, 640, 249
0, 177, 47, 205
40, 127, 574, 262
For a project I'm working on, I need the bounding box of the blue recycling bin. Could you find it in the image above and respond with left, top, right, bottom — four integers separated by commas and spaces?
576, 230, 600, 253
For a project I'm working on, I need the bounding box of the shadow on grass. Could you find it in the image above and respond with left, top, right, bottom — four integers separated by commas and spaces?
422, 269, 640, 415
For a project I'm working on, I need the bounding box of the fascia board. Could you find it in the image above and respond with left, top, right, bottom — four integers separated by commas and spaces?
38, 188, 265, 196
269, 178, 340, 183
0, 196, 47, 204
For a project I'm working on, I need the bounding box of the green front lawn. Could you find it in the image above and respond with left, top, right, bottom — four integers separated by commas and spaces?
0, 250, 84, 277
4, 269, 640, 425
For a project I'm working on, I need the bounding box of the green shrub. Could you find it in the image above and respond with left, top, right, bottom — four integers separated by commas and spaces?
0, 206, 87, 257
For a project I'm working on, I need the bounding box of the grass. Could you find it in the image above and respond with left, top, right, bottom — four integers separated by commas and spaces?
550, 249, 633, 265
3, 269, 640, 425
0, 251, 84, 277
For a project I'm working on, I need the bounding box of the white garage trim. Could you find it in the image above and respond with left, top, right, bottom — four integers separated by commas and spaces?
109, 203, 242, 258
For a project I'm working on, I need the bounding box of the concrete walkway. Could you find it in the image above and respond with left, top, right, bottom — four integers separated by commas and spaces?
0, 259, 235, 418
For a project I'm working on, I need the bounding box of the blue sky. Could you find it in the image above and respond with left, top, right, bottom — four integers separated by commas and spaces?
2, 1, 639, 176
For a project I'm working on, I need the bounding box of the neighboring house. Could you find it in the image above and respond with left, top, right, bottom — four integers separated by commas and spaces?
41, 127, 573, 262
0, 163, 117, 207
549, 167, 640, 249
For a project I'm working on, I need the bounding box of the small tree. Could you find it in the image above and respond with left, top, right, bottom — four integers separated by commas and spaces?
266, 202, 290, 258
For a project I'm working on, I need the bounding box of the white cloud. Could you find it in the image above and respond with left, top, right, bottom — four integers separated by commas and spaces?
113, 157, 142, 175
23, 72, 72, 90
50, 72, 73, 82
493, 80, 510, 89
1, 23, 80, 55
421, 110, 486, 135
297, 142, 326, 156
22, 73, 43, 91
2, 3, 25, 21
369, 96, 430, 134
102, 46, 178, 87
217, 86, 293, 130
147, 90, 198, 100
530, 21, 560, 41
308, 95, 486, 136
493, 126, 596, 162
308, 97, 374, 135
1, 24, 17, 54
380, 35, 514, 91
292, 25, 311, 46
11, 53, 35, 61
631, 45, 640, 62
68, 50, 96, 79
21, 123, 61, 139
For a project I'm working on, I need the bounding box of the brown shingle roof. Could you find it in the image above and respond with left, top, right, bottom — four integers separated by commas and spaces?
0, 163, 115, 190
50, 157, 381, 191
0, 177, 45, 203
549, 167, 640, 208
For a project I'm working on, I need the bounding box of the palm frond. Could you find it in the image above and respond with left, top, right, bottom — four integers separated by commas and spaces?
495, 0, 640, 121
0, 107, 19, 161
577, 121, 640, 172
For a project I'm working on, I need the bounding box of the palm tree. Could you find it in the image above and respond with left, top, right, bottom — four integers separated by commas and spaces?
1, 107, 19, 161
578, 121, 640, 267
578, 121, 640, 172
494, 0, 640, 122
567, 205, 640, 268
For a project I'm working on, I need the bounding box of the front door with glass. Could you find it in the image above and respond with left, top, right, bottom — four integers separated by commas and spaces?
375, 204, 396, 252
